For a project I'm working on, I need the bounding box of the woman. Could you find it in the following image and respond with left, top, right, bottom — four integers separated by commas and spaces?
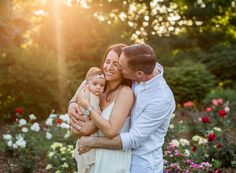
73, 44, 134, 173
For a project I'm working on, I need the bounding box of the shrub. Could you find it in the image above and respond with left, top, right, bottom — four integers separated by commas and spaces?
2, 113, 75, 173
197, 44, 236, 82
164, 61, 215, 103
0, 48, 60, 122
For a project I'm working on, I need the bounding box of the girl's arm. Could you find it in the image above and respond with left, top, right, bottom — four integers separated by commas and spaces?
79, 86, 134, 139
69, 81, 98, 136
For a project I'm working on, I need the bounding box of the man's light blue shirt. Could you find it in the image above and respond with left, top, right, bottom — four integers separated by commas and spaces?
120, 63, 176, 173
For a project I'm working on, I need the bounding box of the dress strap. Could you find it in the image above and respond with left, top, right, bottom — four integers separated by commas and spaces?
113, 86, 122, 104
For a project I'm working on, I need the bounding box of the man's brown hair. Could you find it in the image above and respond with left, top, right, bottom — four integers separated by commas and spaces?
122, 44, 156, 74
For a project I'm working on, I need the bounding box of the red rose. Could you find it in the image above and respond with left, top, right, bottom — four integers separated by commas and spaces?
207, 133, 217, 141
200, 116, 210, 123
216, 143, 222, 149
15, 107, 23, 114
56, 118, 63, 124
192, 146, 197, 152
218, 109, 227, 118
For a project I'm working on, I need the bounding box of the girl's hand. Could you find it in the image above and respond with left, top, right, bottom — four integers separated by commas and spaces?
77, 86, 90, 108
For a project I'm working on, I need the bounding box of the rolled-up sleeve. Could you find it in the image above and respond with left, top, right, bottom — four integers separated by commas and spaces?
120, 101, 174, 150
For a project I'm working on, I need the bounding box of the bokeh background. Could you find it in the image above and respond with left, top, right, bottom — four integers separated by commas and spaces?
0, 1, 236, 172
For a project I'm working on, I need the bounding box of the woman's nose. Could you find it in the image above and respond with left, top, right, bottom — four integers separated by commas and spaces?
107, 63, 114, 70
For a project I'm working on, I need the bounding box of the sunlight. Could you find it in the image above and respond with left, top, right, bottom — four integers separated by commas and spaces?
52, 0, 68, 112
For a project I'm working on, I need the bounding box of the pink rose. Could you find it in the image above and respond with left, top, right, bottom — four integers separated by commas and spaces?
218, 98, 223, 105
212, 99, 219, 106
183, 101, 193, 107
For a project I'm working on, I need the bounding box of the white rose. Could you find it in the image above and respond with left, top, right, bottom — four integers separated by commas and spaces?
213, 127, 221, 132
179, 138, 190, 146
62, 163, 69, 168
60, 147, 66, 154
192, 135, 201, 142
198, 138, 208, 145
16, 134, 23, 140
46, 164, 52, 170
13, 143, 18, 149
29, 114, 36, 120
16, 137, 26, 148
59, 114, 69, 123
169, 124, 174, 129
224, 106, 230, 113
45, 118, 53, 126
19, 119, 27, 126
46, 132, 52, 140
60, 122, 70, 129
171, 139, 180, 147
31, 122, 40, 132
7, 140, 13, 147
49, 113, 57, 118
48, 152, 54, 158
185, 149, 190, 157
3, 134, 12, 141
64, 130, 71, 139
51, 142, 63, 150
22, 127, 28, 133
171, 113, 176, 119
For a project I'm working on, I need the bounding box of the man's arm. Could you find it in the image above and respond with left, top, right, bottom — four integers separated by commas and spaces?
120, 101, 175, 150
79, 101, 175, 152
78, 135, 122, 151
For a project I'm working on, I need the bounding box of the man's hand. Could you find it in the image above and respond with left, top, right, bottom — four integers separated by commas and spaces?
78, 136, 92, 155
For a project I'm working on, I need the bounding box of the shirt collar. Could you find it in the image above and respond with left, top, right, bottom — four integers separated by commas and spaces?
134, 63, 164, 90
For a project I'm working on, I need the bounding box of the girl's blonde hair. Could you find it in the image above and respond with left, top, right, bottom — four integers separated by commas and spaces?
85, 67, 104, 81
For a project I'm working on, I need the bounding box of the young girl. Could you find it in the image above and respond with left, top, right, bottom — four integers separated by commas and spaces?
74, 67, 106, 173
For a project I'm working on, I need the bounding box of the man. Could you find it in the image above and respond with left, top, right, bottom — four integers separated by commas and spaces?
68, 43, 175, 173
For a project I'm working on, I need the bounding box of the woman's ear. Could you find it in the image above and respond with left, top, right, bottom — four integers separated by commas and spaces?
137, 71, 144, 77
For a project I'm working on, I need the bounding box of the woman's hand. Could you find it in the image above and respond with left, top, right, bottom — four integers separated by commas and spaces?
77, 87, 90, 108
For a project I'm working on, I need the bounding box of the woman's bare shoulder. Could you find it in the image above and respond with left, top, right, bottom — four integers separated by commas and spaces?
119, 85, 134, 97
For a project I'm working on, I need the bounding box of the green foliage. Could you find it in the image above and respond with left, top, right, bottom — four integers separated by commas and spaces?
165, 61, 215, 103
196, 44, 236, 82
0, 48, 60, 122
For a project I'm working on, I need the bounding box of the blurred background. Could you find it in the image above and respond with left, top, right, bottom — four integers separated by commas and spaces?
1, 0, 236, 123
1, 1, 236, 172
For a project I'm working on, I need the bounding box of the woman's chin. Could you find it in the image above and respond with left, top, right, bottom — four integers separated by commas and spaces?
105, 75, 121, 81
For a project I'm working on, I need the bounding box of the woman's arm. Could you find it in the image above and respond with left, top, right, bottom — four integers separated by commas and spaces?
71, 119, 98, 137
82, 86, 134, 139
